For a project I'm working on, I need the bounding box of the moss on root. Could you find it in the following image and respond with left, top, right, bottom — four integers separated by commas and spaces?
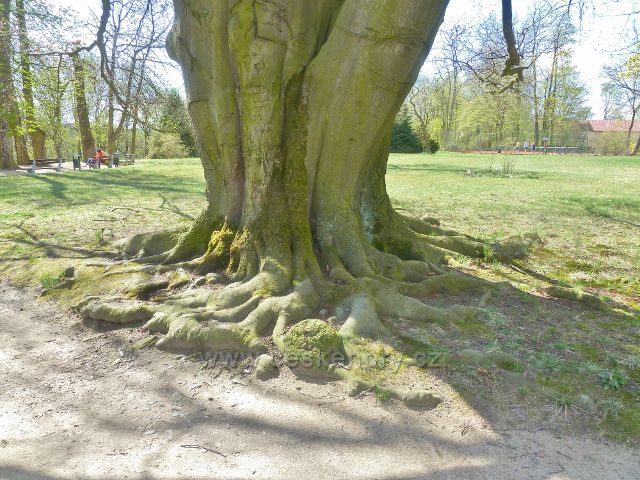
281, 319, 345, 372
77, 297, 155, 324
545, 285, 606, 310
145, 312, 266, 354
50, 196, 546, 411
115, 229, 185, 258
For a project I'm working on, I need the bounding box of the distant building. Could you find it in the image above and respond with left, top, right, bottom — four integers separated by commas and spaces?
586, 119, 640, 141
583, 119, 640, 154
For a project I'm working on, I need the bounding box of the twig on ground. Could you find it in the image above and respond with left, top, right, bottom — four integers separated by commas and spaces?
180, 444, 226, 457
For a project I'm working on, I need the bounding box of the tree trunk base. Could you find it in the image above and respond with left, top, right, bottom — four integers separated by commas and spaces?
73, 212, 537, 406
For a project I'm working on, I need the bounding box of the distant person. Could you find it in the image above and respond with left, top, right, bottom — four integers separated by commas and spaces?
523, 141, 529, 152
86, 148, 105, 167
531, 143, 536, 152
515, 142, 520, 152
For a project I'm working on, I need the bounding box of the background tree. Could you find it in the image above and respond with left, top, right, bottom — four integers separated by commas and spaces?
390, 106, 424, 153
604, 46, 640, 154
96, 0, 173, 154
0, 0, 21, 169
155, 88, 197, 157
16, 0, 47, 159
601, 82, 626, 120
407, 77, 440, 148
71, 52, 97, 160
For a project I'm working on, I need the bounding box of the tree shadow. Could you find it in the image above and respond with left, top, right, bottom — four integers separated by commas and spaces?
0, 222, 115, 262
0, 169, 204, 207
28, 174, 68, 200
1, 277, 638, 479
565, 196, 640, 228
158, 194, 196, 221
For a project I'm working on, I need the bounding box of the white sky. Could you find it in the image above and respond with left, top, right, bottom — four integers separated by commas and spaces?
50, 0, 640, 118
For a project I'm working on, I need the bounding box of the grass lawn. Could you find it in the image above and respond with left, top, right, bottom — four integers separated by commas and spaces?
1, 153, 639, 442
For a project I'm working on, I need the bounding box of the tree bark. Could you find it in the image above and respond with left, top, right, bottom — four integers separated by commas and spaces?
0, 0, 18, 169
632, 133, 640, 156
16, 0, 47, 160
167, 0, 449, 277
71, 53, 97, 161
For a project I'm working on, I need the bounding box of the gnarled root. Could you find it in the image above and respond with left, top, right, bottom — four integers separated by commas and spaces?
389, 211, 542, 263
79, 213, 537, 407
75, 296, 155, 324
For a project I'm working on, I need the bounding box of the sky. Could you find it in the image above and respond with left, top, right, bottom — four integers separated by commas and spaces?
437, 0, 640, 117
51, 0, 640, 118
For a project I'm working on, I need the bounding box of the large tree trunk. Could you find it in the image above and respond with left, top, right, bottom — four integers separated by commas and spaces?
16, 0, 47, 160
13, 115, 29, 165
79, 0, 536, 383
0, 120, 13, 170
166, 0, 449, 277
71, 53, 97, 161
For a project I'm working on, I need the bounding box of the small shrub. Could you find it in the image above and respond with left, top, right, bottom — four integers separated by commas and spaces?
374, 385, 394, 405
547, 391, 576, 418
427, 138, 440, 154
39, 272, 63, 289
552, 392, 573, 408
148, 132, 189, 159
95, 228, 104, 245
591, 132, 629, 156
533, 352, 564, 374
501, 157, 515, 175
598, 397, 624, 420
482, 244, 495, 262
598, 369, 629, 390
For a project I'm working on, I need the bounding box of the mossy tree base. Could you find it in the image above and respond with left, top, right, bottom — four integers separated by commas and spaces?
74, 210, 534, 405
70, 1, 542, 405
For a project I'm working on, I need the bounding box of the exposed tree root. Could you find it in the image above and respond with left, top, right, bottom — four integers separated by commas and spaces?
74, 214, 543, 407
77, 296, 155, 324
389, 211, 542, 263
544, 285, 606, 311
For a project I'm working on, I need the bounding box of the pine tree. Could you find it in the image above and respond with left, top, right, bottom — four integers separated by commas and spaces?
390, 106, 423, 153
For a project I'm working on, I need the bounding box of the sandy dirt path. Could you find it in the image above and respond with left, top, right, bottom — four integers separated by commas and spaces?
1, 282, 638, 480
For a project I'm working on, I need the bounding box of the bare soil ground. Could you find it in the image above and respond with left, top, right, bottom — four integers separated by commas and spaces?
1, 281, 638, 480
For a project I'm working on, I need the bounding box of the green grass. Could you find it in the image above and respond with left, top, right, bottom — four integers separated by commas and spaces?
387, 152, 640, 300
0, 158, 204, 264
1, 152, 639, 442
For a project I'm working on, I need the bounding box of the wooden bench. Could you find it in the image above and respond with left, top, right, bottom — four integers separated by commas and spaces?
30, 158, 62, 174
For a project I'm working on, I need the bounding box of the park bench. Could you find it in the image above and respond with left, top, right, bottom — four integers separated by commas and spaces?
30, 158, 62, 174
89, 153, 119, 169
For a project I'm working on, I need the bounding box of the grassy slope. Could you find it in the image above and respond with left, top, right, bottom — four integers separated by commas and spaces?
0, 153, 638, 441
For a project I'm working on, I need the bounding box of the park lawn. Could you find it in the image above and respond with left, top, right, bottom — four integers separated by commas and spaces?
0, 158, 205, 264
0, 153, 639, 442
387, 152, 640, 305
